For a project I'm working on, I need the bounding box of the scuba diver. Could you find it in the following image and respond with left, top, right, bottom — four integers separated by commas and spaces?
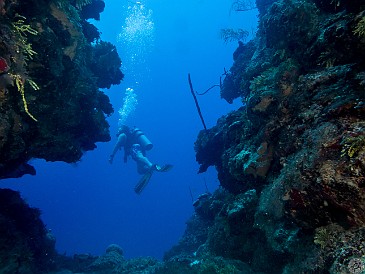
109, 125, 173, 194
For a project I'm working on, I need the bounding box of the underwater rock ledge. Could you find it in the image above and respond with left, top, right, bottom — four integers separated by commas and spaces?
0, 0, 123, 178
190, 0, 365, 273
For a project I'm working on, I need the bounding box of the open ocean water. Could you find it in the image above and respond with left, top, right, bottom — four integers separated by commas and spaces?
3, 0, 257, 260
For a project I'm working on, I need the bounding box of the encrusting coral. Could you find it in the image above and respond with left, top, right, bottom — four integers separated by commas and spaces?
187, 0, 365, 272
0, 0, 123, 178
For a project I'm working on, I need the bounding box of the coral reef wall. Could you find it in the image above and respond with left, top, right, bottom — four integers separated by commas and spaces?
168, 0, 365, 273
0, 188, 57, 273
0, 0, 123, 178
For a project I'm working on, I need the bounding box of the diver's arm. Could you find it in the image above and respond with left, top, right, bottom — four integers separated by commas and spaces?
108, 146, 119, 164
109, 134, 127, 164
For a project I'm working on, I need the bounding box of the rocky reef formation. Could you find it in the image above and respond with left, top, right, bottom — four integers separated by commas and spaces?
0, 0, 123, 178
0, 188, 160, 274
54, 243, 162, 274
168, 0, 365, 273
0, 188, 57, 273
0, 188, 261, 274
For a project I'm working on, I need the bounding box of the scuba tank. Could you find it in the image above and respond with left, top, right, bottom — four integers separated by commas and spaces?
132, 128, 153, 151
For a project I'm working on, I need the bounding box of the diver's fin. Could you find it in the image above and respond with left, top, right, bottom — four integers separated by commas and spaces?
155, 164, 173, 172
134, 171, 153, 194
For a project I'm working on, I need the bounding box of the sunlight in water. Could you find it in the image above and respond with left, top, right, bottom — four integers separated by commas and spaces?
117, 1, 155, 79
118, 87, 138, 127
117, 1, 155, 126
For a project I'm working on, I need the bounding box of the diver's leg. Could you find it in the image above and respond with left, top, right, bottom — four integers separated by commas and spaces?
155, 164, 173, 172
130, 144, 154, 194
134, 171, 153, 194
131, 144, 153, 174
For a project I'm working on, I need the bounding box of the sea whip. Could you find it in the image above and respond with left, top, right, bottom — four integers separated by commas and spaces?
188, 73, 207, 130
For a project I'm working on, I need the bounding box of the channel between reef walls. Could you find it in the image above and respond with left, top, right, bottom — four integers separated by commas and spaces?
1, 0, 365, 273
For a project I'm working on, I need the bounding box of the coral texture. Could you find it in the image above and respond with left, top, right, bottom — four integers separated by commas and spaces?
0, 0, 123, 178
189, 0, 365, 272
0, 189, 56, 273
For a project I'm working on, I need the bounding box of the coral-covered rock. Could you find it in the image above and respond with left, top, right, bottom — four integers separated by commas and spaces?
192, 0, 365, 272
58, 246, 160, 273
0, 188, 57, 273
90, 41, 124, 89
105, 244, 124, 256
221, 41, 256, 103
161, 255, 256, 274
0, 0, 123, 178
89, 244, 125, 272
80, 0, 105, 20
164, 213, 214, 261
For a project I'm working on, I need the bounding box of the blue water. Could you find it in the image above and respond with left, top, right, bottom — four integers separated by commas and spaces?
3, 0, 257, 259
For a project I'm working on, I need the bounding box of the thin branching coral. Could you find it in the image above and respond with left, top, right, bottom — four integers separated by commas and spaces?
12, 15, 38, 60
75, 0, 92, 9
231, 0, 256, 12
220, 28, 249, 43
341, 134, 365, 158
10, 14, 40, 121
10, 74, 39, 122
353, 16, 365, 38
